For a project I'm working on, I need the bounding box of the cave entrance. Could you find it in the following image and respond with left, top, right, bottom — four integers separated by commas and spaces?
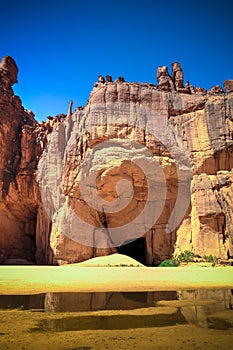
117, 237, 146, 265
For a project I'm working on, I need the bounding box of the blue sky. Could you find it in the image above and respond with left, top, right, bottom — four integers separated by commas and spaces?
1, 0, 233, 121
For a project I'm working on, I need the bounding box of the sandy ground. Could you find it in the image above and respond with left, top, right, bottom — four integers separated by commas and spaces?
74, 254, 144, 267
0, 297, 233, 350
0, 310, 232, 350
0, 254, 233, 349
0, 257, 233, 294
0, 309, 233, 350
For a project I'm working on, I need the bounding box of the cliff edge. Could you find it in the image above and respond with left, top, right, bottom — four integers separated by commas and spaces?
0, 56, 233, 265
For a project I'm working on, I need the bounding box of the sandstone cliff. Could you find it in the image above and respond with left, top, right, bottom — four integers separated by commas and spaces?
0, 56, 233, 265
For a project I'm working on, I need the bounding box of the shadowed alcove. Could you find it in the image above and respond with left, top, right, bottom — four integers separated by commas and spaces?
117, 237, 146, 265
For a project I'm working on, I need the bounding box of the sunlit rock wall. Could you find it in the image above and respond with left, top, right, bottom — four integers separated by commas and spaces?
38, 78, 233, 264
0, 56, 233, 265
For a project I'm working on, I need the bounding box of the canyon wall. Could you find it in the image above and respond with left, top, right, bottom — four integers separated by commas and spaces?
0, 56, 233, 265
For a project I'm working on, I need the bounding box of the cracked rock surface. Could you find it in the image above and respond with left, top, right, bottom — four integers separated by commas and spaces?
0, 56, 233, 265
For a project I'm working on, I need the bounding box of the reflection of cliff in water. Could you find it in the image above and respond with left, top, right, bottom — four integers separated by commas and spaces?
177, 289, 233, 329
0, 293, 45, 310
0, 291, 177, 312
1, 289, 233, 331
44, 291, 177, 312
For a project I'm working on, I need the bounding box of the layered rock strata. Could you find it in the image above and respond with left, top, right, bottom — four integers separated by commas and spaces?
0, 56, 233, 265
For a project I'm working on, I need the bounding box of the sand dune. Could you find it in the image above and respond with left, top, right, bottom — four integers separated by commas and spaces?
69, 253, 144, 267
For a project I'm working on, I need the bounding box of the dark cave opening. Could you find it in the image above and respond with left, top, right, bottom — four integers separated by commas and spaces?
117, 237, 146, 265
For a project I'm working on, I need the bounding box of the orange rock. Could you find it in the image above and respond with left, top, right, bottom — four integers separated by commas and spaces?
1, 55, 233, 265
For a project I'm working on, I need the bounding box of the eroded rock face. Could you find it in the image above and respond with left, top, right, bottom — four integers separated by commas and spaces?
172, 61, 185, 92
0, 56, 58, 264
208, 85, 224, 95
0, 56, 18, 86
0, 56, 233, 265
38, 77, 233, 264
0, 56, 39, 263
224, 80, 233, 93
157, 66, 175, 92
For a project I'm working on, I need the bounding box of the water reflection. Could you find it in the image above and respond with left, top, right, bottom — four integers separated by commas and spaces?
0, 294, 45, 310
36, 308, 187, 331
0, 290, 233, 332
0, 291, 177, 312
177, 289, 233, 329
44, 291, 177, 312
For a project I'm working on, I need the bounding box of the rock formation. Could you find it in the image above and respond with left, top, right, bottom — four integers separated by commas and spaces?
157, 66, 175, 92
208, 85, 224, 95
172, 61, 185, 91
224, 80, 233, 93
98, 75, 105, 83
106, 75, 112, 82
0, 56, 233, 265
0, 56, 40, 264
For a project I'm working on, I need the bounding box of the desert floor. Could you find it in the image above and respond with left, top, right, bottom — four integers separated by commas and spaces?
1, 311, 233, 350
0, 254, 233, 349
0, 264, 233, 295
